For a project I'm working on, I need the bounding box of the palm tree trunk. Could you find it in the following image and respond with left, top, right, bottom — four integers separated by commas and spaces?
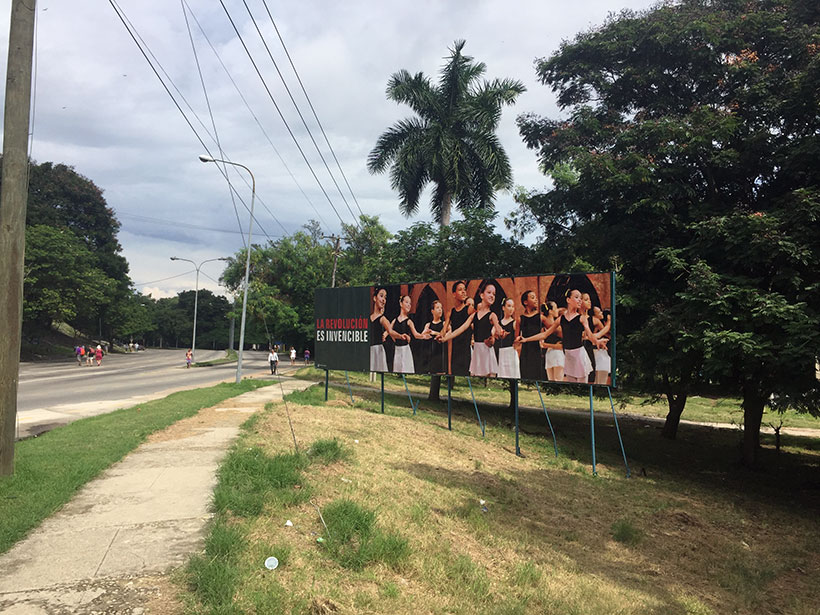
440, 193, 452, 227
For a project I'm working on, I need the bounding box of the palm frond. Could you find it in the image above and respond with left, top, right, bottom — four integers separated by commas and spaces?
386, 70, 439, 121
367, 117, 427, 174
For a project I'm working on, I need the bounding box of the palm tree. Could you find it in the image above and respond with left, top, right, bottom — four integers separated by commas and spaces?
368, 40, 525, 226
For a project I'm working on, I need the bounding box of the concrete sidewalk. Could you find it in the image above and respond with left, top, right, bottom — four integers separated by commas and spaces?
0, 377, 312, 614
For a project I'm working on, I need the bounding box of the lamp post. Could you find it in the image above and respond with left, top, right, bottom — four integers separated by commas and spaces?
169, 256, 228, 364
199, 154, 256, 383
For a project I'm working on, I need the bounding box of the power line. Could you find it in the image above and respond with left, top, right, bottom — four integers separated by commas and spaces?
241, 0, 361, 226
112, 0, 282, 242
217, 0, 356, 231
263, 1, 365, 218
108, 0, 282, 243
117, 211, 286, 237
180, 0, 245, 248
134, 270, 195, 287
182, 0, 331, 232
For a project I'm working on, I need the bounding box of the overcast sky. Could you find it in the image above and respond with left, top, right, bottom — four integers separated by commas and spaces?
0, 0, 657, 298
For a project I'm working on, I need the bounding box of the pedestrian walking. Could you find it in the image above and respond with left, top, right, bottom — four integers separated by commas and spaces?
85, 345, 94, 366
94, 345, 104, 366
75, 345, 84, 365
268, 348, 279, 374
304, 348, 310, 365
290, 347, 296, 365
186, 349, 193, 368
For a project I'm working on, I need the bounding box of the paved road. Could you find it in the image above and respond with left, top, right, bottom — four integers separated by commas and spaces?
16, 349, 304, 439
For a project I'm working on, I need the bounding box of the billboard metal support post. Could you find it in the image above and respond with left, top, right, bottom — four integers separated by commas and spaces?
513, 379, 521, 457
401, 375, 417, 415
447, 376, 452, 430
589, 386, 598, 476
535, 382, 559, 457
380, 373, 384, 413
324, 369, 329, 401
607, 386, 631, 477
344, 371, 354, 404
466, 377, 485, 437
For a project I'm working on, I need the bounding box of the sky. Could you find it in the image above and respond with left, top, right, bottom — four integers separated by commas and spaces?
0, 0, 658, 299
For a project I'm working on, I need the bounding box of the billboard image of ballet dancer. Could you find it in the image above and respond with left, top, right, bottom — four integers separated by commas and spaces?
314, 272, 615, 386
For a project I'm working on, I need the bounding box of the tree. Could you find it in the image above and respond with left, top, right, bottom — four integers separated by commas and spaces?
222, 224, 333, 351
516, 0, 820, 465
1, 159, 133, 340
338, 215, 393, 286
23, 225, 114, 331
368, 40, 525, 226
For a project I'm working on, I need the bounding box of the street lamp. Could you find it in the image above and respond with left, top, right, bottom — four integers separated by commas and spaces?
169, 256, 229, 364
199, 154, 256, 383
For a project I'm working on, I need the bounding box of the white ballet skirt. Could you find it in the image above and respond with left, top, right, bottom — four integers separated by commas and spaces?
470, 342, 499, 377
370, 344, 388, 372
593, 348, 611, 373
545, 348, 565, 369
496, 346, 520, 379
392, 345, 415, 373
564, 347, 593, 380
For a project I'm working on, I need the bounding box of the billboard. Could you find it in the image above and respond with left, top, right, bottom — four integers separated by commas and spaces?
315, 272, 615, 386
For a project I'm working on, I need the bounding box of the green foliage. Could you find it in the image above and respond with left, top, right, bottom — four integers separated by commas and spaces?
320, 498, 410, 570
611, 519, 643, 547
221, 225, 331, 350
368, 40, 525, 226
213, 447, 309, 517
517, 0, 820, 462
307, 438, 351, 465
10, 159, 134, 339
23, 225, 115, 329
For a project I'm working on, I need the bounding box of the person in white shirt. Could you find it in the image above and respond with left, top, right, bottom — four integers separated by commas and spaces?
268, 348, 279, 374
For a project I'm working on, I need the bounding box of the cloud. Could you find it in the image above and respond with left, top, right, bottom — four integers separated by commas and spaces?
0, 0, 657, 297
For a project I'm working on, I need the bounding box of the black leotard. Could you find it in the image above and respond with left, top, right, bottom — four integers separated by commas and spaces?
449, 306, 471, 376
370, 314, 384, 346
560, 314, 584, 350
473, 311, 493, 343
425, 321, 445, 374
393, 317, 410, 347
499, 320, 515, 349
519, 313, 543, 381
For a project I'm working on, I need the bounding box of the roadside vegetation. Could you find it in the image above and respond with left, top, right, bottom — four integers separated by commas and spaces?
0, 380, 274, 555
295, 367, 820, 433
179, 384, 820, 614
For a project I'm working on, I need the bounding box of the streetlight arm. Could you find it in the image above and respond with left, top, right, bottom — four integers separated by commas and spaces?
198, 155, 256, 384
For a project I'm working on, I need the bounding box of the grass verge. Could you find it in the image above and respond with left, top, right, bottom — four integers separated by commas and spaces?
0, 379, 273, 555
293, 367, 820, 431
184, 412, 407, 614
175, 382, 819, 614
194, 349, 238, 367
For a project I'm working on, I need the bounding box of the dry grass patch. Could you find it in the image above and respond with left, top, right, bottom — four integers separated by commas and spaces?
182, 385, 819, 615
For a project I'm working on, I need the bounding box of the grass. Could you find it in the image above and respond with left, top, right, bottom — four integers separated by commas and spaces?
0, 379, 274, 555
294, 366, 820, 431
193, 348, 237, 367
320, 498, 410, 570
610, 518, 643, 546
175, 381, 820, 614
184, 417, 408, 613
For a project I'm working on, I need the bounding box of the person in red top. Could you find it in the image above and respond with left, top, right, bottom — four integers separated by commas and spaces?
186, 349, 193, 368
94, 345, 104, 366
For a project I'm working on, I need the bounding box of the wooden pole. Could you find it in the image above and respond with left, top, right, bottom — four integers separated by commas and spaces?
0, 0, 37, 476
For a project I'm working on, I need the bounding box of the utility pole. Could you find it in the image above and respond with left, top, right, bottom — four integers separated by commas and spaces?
322, 235, 342, 288
0, 0, 37, 476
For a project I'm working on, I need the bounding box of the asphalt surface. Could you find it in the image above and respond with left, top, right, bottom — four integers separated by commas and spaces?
15, 349, 300, 440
